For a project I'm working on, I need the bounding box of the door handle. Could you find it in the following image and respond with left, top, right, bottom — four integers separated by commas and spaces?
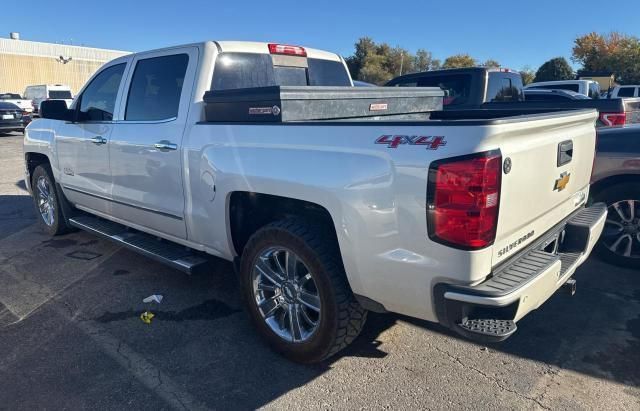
91, 136, 107, 145
154, 140, 178, 151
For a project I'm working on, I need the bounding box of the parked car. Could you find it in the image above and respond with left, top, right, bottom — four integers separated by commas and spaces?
388, 69, 640, 127
608, 85, 640, 99
26, 41, 605, 363
591, 124, 640, 268
524, 89, 591, 101
23, 84, 73, 114
525, 80, 601, 99
0, 101, 25, 133
0, 93, 34, 113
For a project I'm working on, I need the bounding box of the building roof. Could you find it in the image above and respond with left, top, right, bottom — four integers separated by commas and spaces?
0, 38, 130, 62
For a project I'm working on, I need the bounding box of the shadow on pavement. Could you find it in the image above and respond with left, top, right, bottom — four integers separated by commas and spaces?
0, 194, 36, 240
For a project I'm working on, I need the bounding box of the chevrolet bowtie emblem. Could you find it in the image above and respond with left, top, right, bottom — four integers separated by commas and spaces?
554, 172, 571, 192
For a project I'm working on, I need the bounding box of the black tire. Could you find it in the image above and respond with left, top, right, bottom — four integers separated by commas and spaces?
593, 182, 640, 269
31, 164, 71, 236
240, 218, 367, 363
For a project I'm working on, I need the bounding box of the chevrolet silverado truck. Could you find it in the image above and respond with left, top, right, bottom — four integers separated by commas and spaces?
387, 67, 640, 127
24, 41, 606, 363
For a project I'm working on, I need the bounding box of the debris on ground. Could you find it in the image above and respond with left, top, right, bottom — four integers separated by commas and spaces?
140, 311, 155, 324
143, 294, 163, 304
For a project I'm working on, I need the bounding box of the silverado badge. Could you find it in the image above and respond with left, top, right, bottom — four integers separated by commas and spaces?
554, 172, 571, 192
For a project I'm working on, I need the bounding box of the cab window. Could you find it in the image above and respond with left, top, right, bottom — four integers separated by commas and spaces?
78, 63, 126, 121
125, 54, 189, 121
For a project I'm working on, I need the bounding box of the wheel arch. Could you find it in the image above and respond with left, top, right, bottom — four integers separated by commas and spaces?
590, 174, 640, 200
228, 191, 339, 258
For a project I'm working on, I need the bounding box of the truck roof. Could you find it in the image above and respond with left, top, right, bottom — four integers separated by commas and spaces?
106, 41, 343, 64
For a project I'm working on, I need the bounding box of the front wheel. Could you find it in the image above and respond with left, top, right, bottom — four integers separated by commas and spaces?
594, 183, 640, 269
31, 164, 71, 236
240, 218, 367, 363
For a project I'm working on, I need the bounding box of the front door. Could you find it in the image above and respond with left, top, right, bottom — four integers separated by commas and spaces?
57, 62, 128, 215
108, 47, 197, 239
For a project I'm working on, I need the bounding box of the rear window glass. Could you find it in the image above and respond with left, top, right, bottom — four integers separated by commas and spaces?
617, 87, 635, 97
391, 74, 471, 106
0, 93, 21, 99
274, 66, 308, 86
49, 90, 72, 99
212, 52, 350, 90
528, 84, 580, 92
487, 73, 523, 102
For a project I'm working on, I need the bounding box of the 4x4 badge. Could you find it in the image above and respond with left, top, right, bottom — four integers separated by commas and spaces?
554, 172, 571, 192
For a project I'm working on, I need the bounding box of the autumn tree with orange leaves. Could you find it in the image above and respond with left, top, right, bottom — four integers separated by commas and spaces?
572, 32, 640, 84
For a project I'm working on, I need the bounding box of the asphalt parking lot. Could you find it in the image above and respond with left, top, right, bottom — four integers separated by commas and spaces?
0, 131, 638, 410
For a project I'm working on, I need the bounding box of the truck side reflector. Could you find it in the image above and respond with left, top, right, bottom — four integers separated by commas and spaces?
427, 151, 502, 250
268, 43, 307, 57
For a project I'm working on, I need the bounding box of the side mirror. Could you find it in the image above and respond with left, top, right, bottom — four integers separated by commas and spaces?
40, 100, 73, 121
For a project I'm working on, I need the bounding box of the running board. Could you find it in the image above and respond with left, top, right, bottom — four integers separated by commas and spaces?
68, 215, 210, 274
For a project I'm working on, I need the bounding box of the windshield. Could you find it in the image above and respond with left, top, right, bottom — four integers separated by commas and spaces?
49, 90, 73, 99
528, 84, 580, 92
212, 52, 351, 90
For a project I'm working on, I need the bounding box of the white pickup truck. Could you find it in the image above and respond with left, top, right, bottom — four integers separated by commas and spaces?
24, 41, 606, 363
0, 93, 33, 113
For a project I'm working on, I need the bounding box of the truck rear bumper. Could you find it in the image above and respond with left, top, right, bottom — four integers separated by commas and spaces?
434, 203, 607, 342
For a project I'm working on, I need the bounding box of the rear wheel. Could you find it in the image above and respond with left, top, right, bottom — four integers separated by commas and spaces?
594, 183, 640, 269
240, 218, 367, 363
31, 164, 71, 236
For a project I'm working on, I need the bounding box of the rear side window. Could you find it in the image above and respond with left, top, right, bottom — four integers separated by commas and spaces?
617, 87, 635, 97
211, 52, 351, 90
78, 63, 126, 121
49, 90, 72, 99
125, 54, 189, 121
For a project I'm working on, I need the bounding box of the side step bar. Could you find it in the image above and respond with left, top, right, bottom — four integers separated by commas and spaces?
68, 215, 210, 274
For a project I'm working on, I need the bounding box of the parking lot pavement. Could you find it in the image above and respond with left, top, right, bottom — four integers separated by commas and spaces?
0, 131, 639, 410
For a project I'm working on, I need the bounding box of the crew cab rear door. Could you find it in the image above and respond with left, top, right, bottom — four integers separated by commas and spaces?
108, 46, 198, 239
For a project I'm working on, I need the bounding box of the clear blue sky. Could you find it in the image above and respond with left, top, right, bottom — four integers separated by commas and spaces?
7, 0, 640, 70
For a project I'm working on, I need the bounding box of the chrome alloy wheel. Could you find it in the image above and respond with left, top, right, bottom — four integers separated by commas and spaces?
35, 175, 55, 226
602, 199, 640, 259
252, 247, 321, 343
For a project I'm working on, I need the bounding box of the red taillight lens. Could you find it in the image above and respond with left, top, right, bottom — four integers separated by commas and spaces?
427, 151, 502, 249
268, 43, 307, 57
599, 112, 626, 127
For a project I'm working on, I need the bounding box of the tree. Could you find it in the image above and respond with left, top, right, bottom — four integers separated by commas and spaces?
534, 57, 574, 82
413, 49, 433, 72
482, 59, 500, 68
442, 54, 477, 69
345, 38, 439, 84
572, 32, 640, 84
519, 66, 535, 85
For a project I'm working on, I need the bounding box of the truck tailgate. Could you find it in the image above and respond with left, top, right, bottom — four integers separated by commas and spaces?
488, 110, 598, 266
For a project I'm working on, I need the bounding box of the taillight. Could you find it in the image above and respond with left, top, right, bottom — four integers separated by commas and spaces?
427, 151, 502, 250
599, 112, 626, 127
268, 43, 307, 57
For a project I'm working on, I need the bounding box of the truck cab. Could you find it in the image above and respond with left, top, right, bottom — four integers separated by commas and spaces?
386, 67, 524, 108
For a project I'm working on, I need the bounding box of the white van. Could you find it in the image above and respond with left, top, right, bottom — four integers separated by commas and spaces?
608, 85, 640, 98
524, 80, 601, 99
23, 84, 73, 114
